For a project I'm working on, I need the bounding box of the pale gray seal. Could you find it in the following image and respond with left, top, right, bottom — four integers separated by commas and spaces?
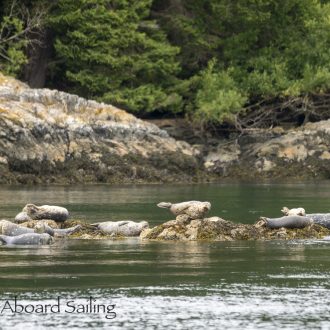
0, 233, 54, 245
157, 201, 211, 219
281, 207, 306, 216
1, 221, 47, 236
306, 213, 330, 229
0, 220, 12, 232
91, 221, 149, 237
22, 204, 69, 222
14, 212, 32, 223
44, 224, 82, 237
261, 216, 312, 229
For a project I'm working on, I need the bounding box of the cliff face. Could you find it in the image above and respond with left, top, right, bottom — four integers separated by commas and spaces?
0, 74, 199, 184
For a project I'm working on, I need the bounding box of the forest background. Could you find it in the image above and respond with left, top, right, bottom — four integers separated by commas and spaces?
1, 0, 330, 130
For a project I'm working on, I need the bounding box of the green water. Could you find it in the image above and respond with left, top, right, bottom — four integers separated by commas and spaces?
0, 183, 330, 329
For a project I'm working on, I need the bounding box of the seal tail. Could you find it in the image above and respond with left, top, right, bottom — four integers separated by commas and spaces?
157, 202, 172, 209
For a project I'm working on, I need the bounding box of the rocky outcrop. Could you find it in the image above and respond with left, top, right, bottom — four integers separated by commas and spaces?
0, 74, 199, 184
204, 123, 330, 180
141, 217, 330, 241
1, 72, 329, 184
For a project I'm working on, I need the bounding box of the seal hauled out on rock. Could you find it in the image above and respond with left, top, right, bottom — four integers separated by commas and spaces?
0, 233, 54, 245
157, 201, 211, 220
44, 224, 82, 237
306, 213, 330, 229
14, 212, 32, 223
91, 221, 149, 237
281, 207, 306, 216
260, 215, 313, 229
22, 204, 69, 222
1, 221, 47, 236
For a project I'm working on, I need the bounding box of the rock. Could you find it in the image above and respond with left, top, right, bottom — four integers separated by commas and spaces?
19, 220, 59, 229
0, 73, 198, 184
203, 122, 330, 180
142, 217, 330, 241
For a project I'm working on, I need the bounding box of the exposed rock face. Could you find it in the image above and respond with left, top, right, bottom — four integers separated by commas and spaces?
203, 122, 330, 179
141, 217, 330, 241
0, 74, 199, 184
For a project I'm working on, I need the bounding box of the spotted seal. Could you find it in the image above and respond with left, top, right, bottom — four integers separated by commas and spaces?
43, 224, 82, 237
22, 204, 69, 222
0, 233, 54, 245
306, 213, 330, 229
14, 212, 32, 223
281, 207, 306, 216
157, 201, 211, 219
260, 215, 313, 229
91, 221, 149, 237
1, 221, 47, 236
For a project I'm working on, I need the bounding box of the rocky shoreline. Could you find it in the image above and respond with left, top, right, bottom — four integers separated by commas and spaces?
0, 74, 199, 184
0, 73, 329, 183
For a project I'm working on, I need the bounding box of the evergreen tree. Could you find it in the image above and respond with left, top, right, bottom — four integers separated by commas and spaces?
50, 0, 182, 114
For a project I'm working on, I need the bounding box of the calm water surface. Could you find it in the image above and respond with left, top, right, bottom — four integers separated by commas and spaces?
0, 183, 330, 329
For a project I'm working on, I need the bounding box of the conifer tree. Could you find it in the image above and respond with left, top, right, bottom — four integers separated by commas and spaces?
50, 0, 182, 114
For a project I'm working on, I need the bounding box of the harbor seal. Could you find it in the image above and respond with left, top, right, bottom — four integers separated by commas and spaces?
22, 204, 69, 222
261, 215, 313, 229
91, 221, 149, 237
281, 207, 306, 216
1, 222, 47, 236
157, 201, 211, 219
43, 224, 82, 237
0, 233, 54, 245
14, 212, 32, 223
306, 213, 330, 229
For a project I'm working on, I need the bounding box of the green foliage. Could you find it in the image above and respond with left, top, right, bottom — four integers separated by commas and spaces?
0, 11, 28, 75
50, 0, 181, 114
2, 0, 330, 124
195, 60, 247, 124
155, 0, 330, 124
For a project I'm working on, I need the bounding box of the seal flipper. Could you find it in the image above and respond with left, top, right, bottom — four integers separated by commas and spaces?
0, 235, 10, 244
157, 202, 172, 209
43, 224, 55, 237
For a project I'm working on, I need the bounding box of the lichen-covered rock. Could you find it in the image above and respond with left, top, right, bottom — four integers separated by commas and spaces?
203, 122, 330, 180
0, 73, 199, 184
141, 217, 330, 241
19, 220, 59, 229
